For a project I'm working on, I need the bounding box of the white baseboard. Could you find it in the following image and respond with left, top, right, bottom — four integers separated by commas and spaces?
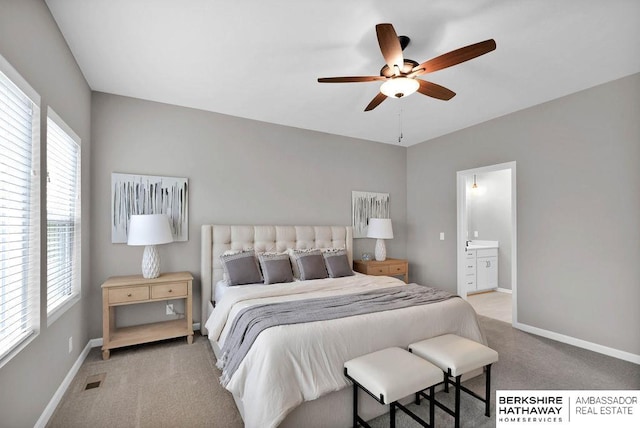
34, 338, 99, 428
497, 287, 512, 294
514, 321, 640, 365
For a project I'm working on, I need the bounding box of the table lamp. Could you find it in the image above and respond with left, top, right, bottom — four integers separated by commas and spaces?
367, 218, 393, 261
127, 214, 173, 278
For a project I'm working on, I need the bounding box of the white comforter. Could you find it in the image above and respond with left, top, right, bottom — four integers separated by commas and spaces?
205, 274, 486, 428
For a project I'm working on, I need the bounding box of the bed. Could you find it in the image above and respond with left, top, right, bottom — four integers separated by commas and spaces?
201, 224, 486, 428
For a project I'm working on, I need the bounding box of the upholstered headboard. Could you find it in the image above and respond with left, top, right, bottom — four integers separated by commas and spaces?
200, 224, 353, 335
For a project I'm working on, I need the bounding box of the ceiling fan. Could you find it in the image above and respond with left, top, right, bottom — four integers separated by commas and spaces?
317, 23, 496, 111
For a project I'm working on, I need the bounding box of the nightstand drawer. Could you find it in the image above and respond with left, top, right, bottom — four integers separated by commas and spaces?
151, 282, 188, 299
369, 265, 390, 275
388, 264, 406, 275
109, 286, 149, 304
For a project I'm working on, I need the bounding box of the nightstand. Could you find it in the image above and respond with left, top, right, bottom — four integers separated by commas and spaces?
353, 258, 409, 283
101, 271, 193, 360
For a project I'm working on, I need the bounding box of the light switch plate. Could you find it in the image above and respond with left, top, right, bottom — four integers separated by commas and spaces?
439, 232, 445, 240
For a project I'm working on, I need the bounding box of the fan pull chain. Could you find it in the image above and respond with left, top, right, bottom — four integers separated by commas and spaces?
398, 107, 404, 143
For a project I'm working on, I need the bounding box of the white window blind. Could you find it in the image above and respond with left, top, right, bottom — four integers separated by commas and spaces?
46, 110, 80, 317
0, 63, 40, 363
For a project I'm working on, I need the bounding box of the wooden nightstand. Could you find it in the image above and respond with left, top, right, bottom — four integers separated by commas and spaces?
101, 271, 193, 360
353, 258, 409, 283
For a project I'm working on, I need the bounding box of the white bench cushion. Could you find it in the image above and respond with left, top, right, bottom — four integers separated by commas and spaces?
409, 334, 498, 377
344, 347, 442, 404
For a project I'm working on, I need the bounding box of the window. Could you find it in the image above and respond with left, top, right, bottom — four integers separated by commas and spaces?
0, 59, 40, 364
46, 109, 80, 319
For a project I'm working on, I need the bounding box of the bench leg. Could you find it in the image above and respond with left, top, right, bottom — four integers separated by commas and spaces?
390, 402, 396, 428
429, 385, 435, 427
353, 382, 358, 428
444, 371, 449, 393
485, 364, 492, 417
454, 375, 462, 428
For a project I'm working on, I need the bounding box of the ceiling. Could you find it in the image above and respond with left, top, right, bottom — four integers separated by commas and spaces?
45, 0, 640, 147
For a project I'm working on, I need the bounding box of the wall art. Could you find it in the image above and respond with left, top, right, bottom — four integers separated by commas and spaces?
111, 173, 188, 243
351, 191, 390, 238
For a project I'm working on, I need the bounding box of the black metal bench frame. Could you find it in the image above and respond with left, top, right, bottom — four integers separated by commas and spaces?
344, 367, 436, 428
414, 363, 493, 428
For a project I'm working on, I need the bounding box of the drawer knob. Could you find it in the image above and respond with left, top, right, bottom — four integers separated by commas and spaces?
168, 289, 173, 293
127, 293, 132, 297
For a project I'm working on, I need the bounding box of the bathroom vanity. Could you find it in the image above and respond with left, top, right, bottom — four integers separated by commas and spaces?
464, 241, 498, 293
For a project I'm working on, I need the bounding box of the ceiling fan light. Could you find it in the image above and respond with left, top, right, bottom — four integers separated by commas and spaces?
380, 77, 419, 98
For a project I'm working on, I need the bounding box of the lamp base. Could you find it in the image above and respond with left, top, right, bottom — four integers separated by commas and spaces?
374, 239, 387, 261
142, 245, 161, 279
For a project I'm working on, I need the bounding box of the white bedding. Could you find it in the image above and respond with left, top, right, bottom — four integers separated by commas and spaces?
205, 274, 486, 428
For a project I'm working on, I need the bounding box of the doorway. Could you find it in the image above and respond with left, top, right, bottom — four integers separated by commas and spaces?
456, 162, 517, 325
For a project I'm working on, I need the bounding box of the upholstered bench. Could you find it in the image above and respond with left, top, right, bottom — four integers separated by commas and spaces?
344, 347, 442, 428
409, 334, 499, 428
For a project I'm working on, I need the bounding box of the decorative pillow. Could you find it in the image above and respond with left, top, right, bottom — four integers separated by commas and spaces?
220, 250, 263, 286
221, 249, 251, 281
289, 249, 328, 281
287, 248, 315, 278
323, 249, 354, 278
258, 252, 294, 285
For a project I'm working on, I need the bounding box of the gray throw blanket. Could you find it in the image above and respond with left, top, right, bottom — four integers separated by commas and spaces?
217, 284, 455, 386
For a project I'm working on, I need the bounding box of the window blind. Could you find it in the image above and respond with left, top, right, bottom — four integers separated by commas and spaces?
46, 111, 80, 316
0, 65, 40, 363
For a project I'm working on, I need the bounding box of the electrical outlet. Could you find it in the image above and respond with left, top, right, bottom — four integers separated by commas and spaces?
68, 336, 73, 354
166, 303, 174, 315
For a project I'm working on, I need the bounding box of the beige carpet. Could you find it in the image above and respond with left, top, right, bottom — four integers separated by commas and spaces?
48, 317, 640, 428
47, 335, 243, 428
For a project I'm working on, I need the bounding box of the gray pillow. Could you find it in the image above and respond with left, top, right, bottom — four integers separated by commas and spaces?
323, 250, 354, 278
291, 249, 328, 281
220, 250, 263, 286
258, 253, 293, 284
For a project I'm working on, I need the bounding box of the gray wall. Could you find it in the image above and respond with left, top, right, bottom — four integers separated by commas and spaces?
0, 1, 92, 426
467, 169, 512, 289
90, 92, 407, 335
407, 73, 640, 355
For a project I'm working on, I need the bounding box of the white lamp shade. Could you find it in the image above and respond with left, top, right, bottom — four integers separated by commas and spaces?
127, 214, 173, 246
367, 218, 394, 239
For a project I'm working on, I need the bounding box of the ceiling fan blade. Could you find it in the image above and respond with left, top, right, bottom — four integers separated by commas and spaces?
413, 39, 496, 75
364, 92, 387, 111
376, 23, 404, 73
318, 76, 386, 83
417, 80, 456, 100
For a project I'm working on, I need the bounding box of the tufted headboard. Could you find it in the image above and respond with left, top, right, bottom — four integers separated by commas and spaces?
200, 224, 353, 335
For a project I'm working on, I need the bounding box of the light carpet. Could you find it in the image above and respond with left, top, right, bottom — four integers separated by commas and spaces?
48, 316, 639, 427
